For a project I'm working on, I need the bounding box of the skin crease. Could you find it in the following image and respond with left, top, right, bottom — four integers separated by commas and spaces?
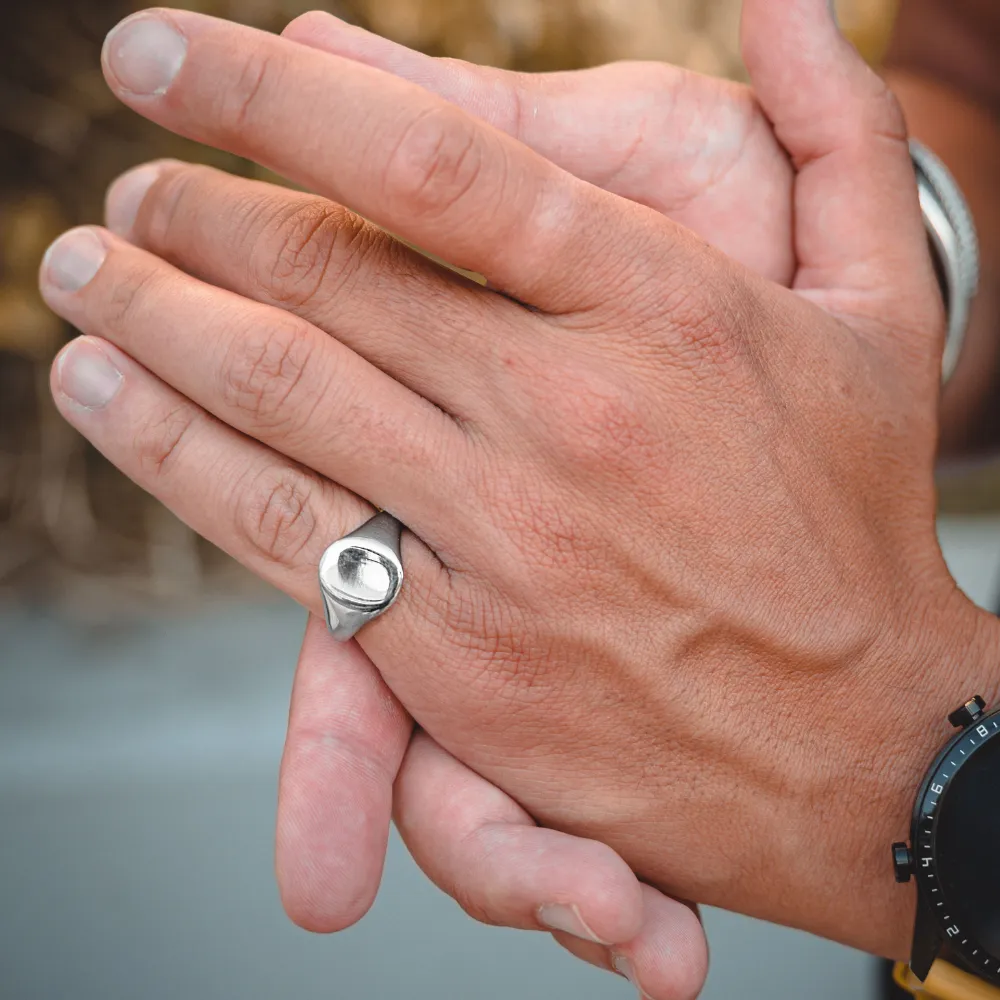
38, 0, 1000, 988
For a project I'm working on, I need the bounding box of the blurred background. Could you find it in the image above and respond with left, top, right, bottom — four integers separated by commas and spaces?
2, 1, 997, 998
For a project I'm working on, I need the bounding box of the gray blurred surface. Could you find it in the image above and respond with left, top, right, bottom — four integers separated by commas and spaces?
3, 515, 998, 999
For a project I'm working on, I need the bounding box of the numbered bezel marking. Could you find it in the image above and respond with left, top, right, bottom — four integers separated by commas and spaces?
912, 708, 1000, 984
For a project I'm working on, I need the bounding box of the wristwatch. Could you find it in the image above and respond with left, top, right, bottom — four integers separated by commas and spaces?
891, 696, 1000, 998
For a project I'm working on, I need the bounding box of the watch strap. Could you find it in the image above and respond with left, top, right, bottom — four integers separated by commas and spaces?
895, 961, 1000, 999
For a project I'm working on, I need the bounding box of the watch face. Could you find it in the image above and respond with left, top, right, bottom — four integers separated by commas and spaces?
915, 708, 1000, 983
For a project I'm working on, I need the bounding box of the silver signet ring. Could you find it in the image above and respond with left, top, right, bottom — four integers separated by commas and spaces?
318, 512, 404, 642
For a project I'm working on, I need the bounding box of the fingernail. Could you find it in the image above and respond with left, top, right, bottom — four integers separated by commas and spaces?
104, 15, 187, 96
612, 953, 652, 999
106, 162, 165, 236
57, 339, 124, 410
537, 904, 608, 945
42, 228, 108, 292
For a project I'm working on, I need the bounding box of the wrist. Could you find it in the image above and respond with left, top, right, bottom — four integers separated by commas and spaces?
626, 582, 1000, 959
814, 589, 1000, 958
616, 588, 1000, 957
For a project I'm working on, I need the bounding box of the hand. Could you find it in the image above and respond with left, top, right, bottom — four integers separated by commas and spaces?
282, 618, 706, 998
41, 0, 1000, 968
268, 13, 799, 986
101, 17, 794, 991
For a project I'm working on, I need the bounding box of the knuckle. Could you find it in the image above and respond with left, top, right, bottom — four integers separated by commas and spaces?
139, 164, 203, 249
217, 48, 276, 136
435, 575, 552, 694
534, 361, 660, 475
133, 402, 200, 477
450, 877, 499, 929
571, 239, 745, 375
381, 106, 485, 220
248, 200, 374, 310
220, 317, 317, 430
663, 281, 743, 372
826, 77, 908, 153
511, 487, 602, 573
233, 464, 324, 570
409, 556, 578, 715
866, 80, 908, 142
621, 255, 753, 378
102, 262, 164, 336
635, 242, 745, 370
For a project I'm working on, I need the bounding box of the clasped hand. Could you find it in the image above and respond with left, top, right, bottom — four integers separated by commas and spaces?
39, 2, 1000, 997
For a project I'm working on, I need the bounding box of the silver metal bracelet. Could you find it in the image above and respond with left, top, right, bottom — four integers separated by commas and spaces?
910, 140, 980, 382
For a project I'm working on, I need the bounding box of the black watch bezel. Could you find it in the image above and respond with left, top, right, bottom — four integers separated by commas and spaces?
903, 702, 1000, 985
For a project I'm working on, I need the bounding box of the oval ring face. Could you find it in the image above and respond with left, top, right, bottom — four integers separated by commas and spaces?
334, 545, 400, 608
319, 539, 402, 611
914, 707, 1000, 984
317, 512, 405, 642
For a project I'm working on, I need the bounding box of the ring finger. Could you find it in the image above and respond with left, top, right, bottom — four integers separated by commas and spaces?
48, 333, 449, 640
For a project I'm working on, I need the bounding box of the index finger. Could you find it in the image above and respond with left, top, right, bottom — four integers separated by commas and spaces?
101, 8, 648, 314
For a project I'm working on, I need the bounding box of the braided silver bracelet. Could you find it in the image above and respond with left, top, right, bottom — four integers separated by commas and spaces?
910, 140, 980, 382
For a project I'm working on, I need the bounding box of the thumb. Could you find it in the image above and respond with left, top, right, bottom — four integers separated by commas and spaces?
742, 0, 942, 353
280, 12, 657, 190
281, 12, 791, 278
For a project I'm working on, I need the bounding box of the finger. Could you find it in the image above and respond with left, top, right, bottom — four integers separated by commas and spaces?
277, 616, 412, 931
741, 0, 941, 346
396, 734, 708, 999
39, 226, 466, 539
608, 886, 708, 1000
394, 730, 643, 944
551, 917, 711, 1000
282, 13, 794, 284
100, 9, 645, 313
47, 334, 446, 638
104, 159, 533, 417
547, 909, 710, 1000
284, 13, 554, 159
547, 931, 613, 971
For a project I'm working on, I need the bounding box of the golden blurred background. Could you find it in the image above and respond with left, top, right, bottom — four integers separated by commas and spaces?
0, 0, 902, 615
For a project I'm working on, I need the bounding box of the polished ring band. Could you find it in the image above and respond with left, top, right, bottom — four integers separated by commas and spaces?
319, 511, 404, 641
